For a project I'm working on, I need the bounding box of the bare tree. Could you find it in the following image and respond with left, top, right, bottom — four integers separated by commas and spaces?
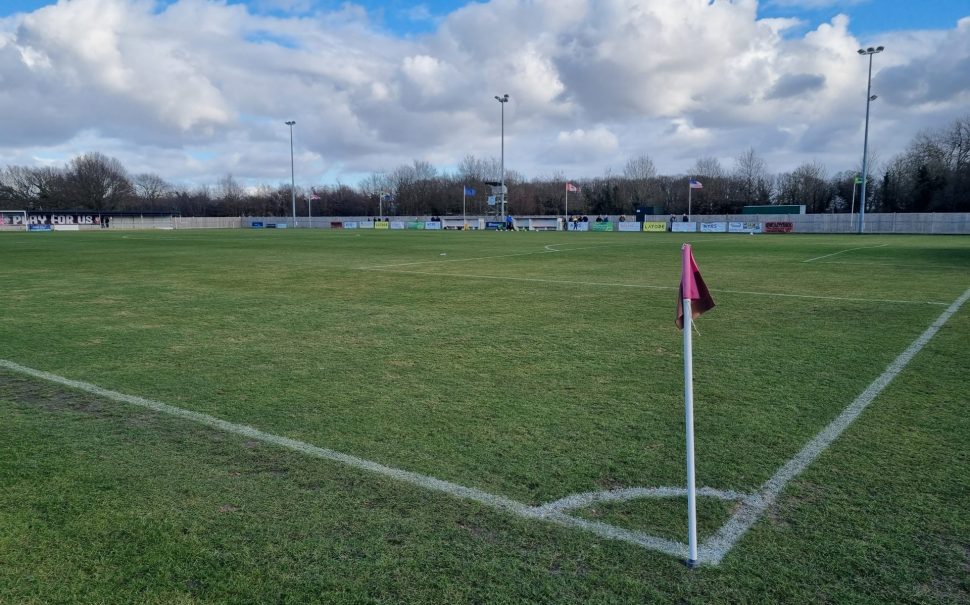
65, 152, 134, 210
217, 173, 244, 202
133, 173, 171, 202
0, 165, 66, 208
733, 148, 771, 205
777, 161, 831, 213
688, 157, 729, 213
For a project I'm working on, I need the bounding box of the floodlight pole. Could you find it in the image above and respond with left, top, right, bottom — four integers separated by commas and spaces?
286, 120, 297, 228
857, 46, 883, 235
495, 94, 509, 219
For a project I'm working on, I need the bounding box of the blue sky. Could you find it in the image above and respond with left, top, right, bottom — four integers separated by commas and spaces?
4, 0, 967, 36
0, 0, 968, 188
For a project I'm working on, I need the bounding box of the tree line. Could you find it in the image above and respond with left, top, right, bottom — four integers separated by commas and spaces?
2, 115, 967, 217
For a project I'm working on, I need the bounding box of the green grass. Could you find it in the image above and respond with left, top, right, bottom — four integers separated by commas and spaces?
1, 229, 968, 603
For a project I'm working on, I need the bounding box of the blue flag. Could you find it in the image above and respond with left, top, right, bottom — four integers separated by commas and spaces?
464, 186, 476, 196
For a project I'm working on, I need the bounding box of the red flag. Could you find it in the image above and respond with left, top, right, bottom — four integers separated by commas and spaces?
566, 182, 579, 192
675, 244, 715, 330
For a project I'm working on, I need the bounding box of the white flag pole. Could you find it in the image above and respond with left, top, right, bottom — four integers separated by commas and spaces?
688, 178, 693, 222
682, 245, 699, 568
683, 297, 699, 567
463, 188, 467, 230
565, 185, 569, 228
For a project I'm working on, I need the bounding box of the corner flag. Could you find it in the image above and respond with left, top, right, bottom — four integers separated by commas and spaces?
676, 244, 715, 329
677, 243, 715, 569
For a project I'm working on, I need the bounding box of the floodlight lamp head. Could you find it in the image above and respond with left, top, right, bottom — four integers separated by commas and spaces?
867, 46, 875, 53
495, 94, 509, 103
876, 46, 884, 52
870, 95, 878, 101
857, 48, 866, 55
285, 120, 296, 126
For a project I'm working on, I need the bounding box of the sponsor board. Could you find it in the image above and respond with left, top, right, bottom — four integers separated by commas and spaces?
343, 222, 358, 229
643, 221, 667, 232
728, 221, 761, 233
390, 221, 406, 230
374, 221, 389, 230
53, 225, 80, 231
764, 221, 794, 233
700, 222, 727, 233
408, 221, 425, 229
28, 225, 53, 232
251, 222, 264, 228
671, 222, 697, 232
568, 222, 590, 231
617, 221, 641, 232
485, 221, 504, 230
424, 221, 442, 230
359, 221, 374, 229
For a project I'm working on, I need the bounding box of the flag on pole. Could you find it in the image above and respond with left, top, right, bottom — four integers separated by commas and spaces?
853, 176, 863, 185
689, 179, 703, 189
464, 186, 476, 196
677, 243, 715, 568
676, 244, 715, 330
309, 193, 321, 200
566, 182, 579, 192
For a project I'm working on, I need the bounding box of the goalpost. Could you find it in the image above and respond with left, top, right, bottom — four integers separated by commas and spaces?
0, 210, 28, 231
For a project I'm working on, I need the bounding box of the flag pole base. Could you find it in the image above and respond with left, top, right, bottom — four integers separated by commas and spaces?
685, 559, 698, 569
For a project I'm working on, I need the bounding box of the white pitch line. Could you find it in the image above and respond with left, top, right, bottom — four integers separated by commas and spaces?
0, 357, 690, 558
367, 268, 949, 306
709, 287, 947, 306
357, 243, 636, 270
700, 285, 970, 565
535, 486, 752, 515
802, 243, 888, 263
0, 359, 527, 515
4, 285, 966, 565
812, 260, 968, 271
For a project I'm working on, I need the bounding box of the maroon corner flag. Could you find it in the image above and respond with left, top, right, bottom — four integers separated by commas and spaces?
675, 244, 716, 330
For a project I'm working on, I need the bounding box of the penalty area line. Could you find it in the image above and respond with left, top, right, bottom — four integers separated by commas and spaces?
357, 242, 640, 270
802, 243, 888, 263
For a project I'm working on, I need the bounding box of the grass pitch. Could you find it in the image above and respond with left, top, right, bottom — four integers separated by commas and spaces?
1, 229, 968, 603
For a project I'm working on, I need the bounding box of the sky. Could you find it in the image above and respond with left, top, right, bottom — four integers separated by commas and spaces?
0, 0, 968, 189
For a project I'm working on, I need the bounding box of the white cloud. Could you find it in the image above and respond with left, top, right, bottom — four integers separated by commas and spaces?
0, 0, 968, 187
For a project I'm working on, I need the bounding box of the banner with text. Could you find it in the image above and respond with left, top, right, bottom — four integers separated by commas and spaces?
728, 221, 761, 233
